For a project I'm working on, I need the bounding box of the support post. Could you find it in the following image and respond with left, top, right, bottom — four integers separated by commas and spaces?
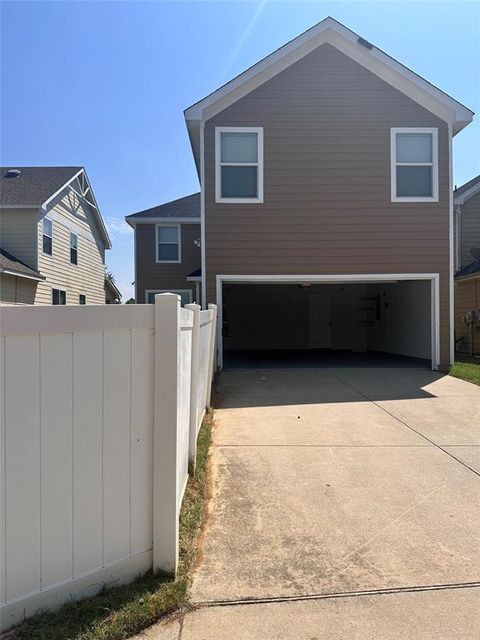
153, 293, 180, 575
206, 304, 217, 409
186, 303, 200, 473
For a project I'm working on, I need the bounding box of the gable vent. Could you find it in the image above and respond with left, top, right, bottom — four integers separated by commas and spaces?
5, 169, 22, 178
357, 37, 373, 50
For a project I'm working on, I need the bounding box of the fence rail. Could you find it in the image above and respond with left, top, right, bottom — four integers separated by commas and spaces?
0, 294, 216, 630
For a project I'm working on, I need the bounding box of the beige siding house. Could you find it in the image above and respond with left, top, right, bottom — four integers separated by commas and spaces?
0, 167, 111, 305
132, 17, 474, 370
454, 175, 480, 355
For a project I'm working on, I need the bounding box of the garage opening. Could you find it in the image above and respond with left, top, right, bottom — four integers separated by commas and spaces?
219, 278, 436, 370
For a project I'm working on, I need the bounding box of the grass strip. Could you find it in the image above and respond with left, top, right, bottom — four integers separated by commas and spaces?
450, 360, 480, 386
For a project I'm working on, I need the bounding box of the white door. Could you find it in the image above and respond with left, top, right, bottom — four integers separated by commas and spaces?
309, 294, 331, 348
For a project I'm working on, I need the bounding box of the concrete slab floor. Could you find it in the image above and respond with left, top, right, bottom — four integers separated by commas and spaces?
192, 368, 480, 607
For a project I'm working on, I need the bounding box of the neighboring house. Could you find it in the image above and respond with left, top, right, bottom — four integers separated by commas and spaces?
132, 17, 475, 370
105, 274, 122, 304
125, 193, 201, 304
454, 175, 480, 355
0, 166, 111, 305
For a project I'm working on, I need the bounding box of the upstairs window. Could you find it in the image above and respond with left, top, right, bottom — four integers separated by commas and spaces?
43, 218, 53, 255
70, 233, 78, 264
52, 288, 66, 305
156, 224, 180, 263
391, 128, 438, 202
215, 127, 263, 203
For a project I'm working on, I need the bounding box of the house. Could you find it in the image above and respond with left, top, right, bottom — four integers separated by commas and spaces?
105, 273, 122, 304
125, 193, 201, 304
131, 17, 474, 370
454, 175, 480, 355
0, 166, 111, 305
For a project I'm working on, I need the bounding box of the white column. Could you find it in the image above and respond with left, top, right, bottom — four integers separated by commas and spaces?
153, 293, 180, 575
206, 304, 217, 408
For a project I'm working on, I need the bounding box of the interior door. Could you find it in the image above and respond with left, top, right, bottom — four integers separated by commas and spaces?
309, 294, 331, 348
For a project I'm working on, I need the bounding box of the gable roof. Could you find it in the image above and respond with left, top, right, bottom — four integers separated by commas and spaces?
184, 17, 474, 171
455, 260, 480, 280
0, 248, 45, 281
454, 174, 480, 205
125, 193, 200, 226
1, 166, 81, 207
0, 166, 111, 249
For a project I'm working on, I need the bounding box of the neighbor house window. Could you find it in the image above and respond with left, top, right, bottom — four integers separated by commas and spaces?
70, 233, 78, 264
146, 290, 192, 306
156, 224, 180, 263
215, 127, 263, 203
391, 128, 438, 201
43, 218, 53, 255
52, 289, 66, 305
79, 294, 86, 304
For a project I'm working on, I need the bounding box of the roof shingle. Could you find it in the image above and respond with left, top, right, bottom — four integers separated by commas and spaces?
0, 248, 45, 280
1, 166, 81, 207
126, 192, 200, 221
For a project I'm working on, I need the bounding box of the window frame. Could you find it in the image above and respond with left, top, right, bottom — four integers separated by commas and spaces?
70, 232, 78, 265
215, 126, 264, 203
42, 218, 53, 256
390, 127, 439, 203
155, 223, 181, 264
52, 288, 66, 305
145, 289, 193, 305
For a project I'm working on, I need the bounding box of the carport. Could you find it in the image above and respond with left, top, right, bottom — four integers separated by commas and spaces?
216, 274, 440, 370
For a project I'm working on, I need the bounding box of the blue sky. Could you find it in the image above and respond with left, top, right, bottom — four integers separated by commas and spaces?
1, 1, 479, 300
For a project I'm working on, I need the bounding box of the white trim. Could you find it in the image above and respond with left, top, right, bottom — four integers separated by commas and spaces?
448, 123, 454, 366
155, 223, 181, 264
126, 217, 200, 227
145, 289, 193, 304
215, 127, 264, 203
200, 121, 207, 309
185, 17, 473, 166
215, 273, 441, 371
390, 128, 439, 202
454, 179, 480, 205
42, 169, 83, 209
0, 268, 44, 282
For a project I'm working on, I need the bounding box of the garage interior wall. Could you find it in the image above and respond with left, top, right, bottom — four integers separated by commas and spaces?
223, 281, 431, 360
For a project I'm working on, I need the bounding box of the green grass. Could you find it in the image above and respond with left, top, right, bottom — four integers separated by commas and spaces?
450, 360, 480, 386
12, 413, 213, 640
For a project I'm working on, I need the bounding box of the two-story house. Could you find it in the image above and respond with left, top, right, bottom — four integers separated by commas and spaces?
0, 166, 111, 305
454, 175, 480, 355
130, 17, 474, 371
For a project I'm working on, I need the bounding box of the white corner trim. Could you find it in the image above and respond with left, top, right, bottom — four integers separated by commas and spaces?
448, 123, 455, 366
155, 223, 181, 264
215, 273, 441, 372
390, 128, 439, 203
214, 127, 264, 204
200, 121, 207, 309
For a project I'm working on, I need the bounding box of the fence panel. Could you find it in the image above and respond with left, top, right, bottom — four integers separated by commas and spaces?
0, 296, 216, 630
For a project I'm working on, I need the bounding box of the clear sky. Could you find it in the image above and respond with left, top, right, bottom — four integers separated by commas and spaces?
1, 0, 479, 300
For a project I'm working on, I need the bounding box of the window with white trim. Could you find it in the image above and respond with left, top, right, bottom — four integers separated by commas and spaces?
156, 225, 180, 263
215, 127, 263, 202
146, 290, 192, 306
391, 128, 438, 201
70, 232, 78, 264
52, 288, 66, 305
43, 218, 53, 255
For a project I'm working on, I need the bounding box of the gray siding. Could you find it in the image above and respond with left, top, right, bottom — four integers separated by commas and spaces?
204, 43, 451, 366
460, 192, 480, 267
135, 223, 201, 302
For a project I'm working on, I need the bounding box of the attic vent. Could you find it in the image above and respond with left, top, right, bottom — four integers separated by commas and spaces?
5, 169, 21, 178
357, 37, 373, 50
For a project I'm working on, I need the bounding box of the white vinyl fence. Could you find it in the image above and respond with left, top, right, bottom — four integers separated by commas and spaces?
0, 294, 216, 630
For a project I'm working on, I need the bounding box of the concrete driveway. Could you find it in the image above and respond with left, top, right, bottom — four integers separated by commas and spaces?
152, 367, 480, 639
